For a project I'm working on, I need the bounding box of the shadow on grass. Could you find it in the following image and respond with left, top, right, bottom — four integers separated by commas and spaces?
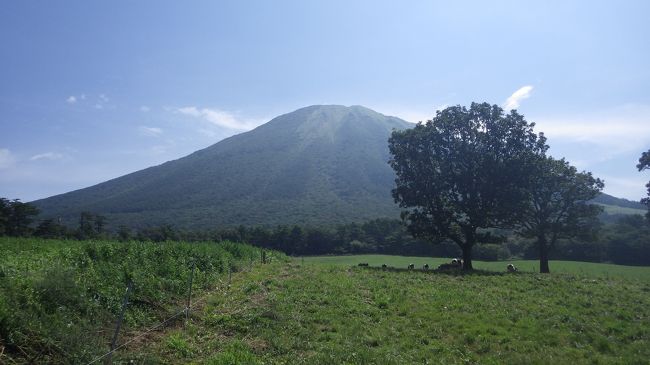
355, 265, 511, 277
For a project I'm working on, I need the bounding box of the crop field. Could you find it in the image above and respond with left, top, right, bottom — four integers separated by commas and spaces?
0, 237, 262, 364
301, 255, 650, 281
130, 260, 649, 364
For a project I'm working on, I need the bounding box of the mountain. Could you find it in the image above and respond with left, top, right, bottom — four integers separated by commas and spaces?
33, 105, 411, 229
592, 193, 645, 210
592, 193, 647, 220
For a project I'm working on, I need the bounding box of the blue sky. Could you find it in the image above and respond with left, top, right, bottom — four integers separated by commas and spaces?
1, 0, 649, 201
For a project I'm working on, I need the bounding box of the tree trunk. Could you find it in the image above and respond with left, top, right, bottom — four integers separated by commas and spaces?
461, 245, 473, 271
539, 235, 550, 273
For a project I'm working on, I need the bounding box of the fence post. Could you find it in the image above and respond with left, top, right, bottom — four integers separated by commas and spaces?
106, 280, 132, 365
228, 265, 232, 286
185, 261, 196, 325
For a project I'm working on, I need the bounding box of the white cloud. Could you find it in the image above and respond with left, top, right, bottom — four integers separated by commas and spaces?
176, 106, 263, 130
140, 105, 150, 112
0, 149, 15, 169
138, 126, 163, 137
533, 104, 650, 153
66, 96, 77, 104
30, 152, 64, 161
504, 85, 534, 110
99, 94, 109, 103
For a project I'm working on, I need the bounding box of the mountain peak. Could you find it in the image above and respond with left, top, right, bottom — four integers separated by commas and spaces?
259, 105, 410, 135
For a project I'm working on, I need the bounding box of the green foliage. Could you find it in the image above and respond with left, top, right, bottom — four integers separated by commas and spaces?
0, 198, 40, 236
166, 332, 194, 358
207, 340, 262, 365
602, 214, 650, 265
638, 148, 650, 220
33, 218, 70, 238
389, 103, 547, 269
0, 237, 263, 364
517, 157, 603, 273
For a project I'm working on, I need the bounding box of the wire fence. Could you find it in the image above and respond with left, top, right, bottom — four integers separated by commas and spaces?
84, 249, 271, 365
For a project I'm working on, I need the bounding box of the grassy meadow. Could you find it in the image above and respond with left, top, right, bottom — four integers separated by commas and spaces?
2, 239, 649, 364
300, 255, 650, 281
129, 259, 649, 364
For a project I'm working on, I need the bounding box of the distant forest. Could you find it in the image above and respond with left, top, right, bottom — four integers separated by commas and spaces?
1, 197, 648, 266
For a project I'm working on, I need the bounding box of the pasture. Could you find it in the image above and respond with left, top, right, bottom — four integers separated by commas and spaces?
300, 254, 650, 281
2, 239, 649, 364
132, 260, 650, 364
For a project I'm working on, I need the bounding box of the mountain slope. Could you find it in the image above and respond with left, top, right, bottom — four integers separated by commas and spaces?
33, 105, 411, 228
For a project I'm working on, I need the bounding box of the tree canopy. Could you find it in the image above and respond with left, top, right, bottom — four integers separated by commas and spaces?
516, 157, 603, 273
637, 149, 650, 221
0, 198, 40, 237
388, 102, 547, 270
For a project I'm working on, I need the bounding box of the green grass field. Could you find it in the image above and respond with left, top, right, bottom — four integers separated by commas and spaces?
3, 239, 650, 364
129, 260, 650, 364
300, 254, 650, 281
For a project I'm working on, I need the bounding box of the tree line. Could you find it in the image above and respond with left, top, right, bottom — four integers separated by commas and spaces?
1, 200, 648, 266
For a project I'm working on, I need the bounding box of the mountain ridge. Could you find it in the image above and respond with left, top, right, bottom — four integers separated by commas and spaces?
33, 105, 411, 228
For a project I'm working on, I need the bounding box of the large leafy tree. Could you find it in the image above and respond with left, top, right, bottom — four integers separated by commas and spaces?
637, 149, 650, 221
517, 157, 603, 273
389, 103, 547, 270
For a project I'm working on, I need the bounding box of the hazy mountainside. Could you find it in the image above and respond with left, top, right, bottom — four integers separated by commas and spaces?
33, 105, 411, 229
592, 193, 645, 210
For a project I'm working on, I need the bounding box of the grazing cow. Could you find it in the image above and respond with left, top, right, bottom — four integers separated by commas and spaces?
358, 263, 369, 267
382, 264, 388, 269
437, 258, 463, 271
408, 263, 415, 270
451, 258, 463, 268
507, 264, 518, 272
423, 264, 429, 270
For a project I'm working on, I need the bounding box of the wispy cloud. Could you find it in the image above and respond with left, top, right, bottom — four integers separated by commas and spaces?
504, 85, 534, 110
176, 106, 263, 130
30, 152, 64, 161
533, 104, 650, 153
0, 149, 15, 169
66, 96, 77, 104
138, 126, 163, 137
140, 105, 150, 112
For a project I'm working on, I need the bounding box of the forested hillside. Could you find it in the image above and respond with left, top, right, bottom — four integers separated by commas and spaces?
33, 106, 409, 228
